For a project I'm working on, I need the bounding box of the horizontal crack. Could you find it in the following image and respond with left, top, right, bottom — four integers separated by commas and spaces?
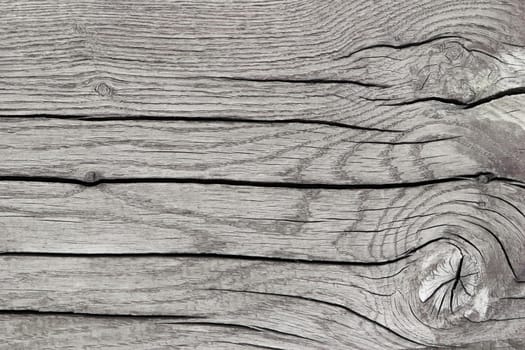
371, 87, 525, 109
157, 321, 319, 342
0, 309, 204, 319
464, 87, 525, 109
347, 136, 460, 145
335, 34, 467, 60
216, 76, 389, 88
0, 172, 506, 189
0, 237, 454, 266
372, 96, 466, 107
0, 114, 405, 133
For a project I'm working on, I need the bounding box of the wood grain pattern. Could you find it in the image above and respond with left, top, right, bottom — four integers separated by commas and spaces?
1, 0, 525, 348
0, 94, 524, 184
1, 0, 525, 118
0, 180, 523, 265
0, 250, 523, 349
1, 179, 525, 348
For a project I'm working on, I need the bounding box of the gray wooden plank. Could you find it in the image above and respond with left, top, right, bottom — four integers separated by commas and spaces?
1, 180, 524, 272
1, 1, 525, 348
2, 315, 524, 350
0, 256, 421, 350
0, 245, 523, 349
0, 314, 343, 350
1, 0, 525, 117
0, 95, 524, 183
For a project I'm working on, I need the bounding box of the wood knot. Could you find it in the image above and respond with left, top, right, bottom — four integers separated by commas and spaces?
476, 172, 495, 184
418, 248, 480, 318
94, 82, 114, 97
442, 42, 465, 63
412, 39, 500, 104
84, 171, 102, 184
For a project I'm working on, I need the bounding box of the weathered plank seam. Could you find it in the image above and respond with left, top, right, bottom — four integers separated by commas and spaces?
334, 34, 470, 60
216, 76, 389, 88
366, 87, 525, 109
0, 172, 509, 189
0, 309, 205, 319
0, 237, 464, 266
0, 114, 405, 132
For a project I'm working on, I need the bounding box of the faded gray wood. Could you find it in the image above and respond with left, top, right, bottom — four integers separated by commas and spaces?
0, 180, 524, 266
0, 94, 524, 184
1, 179, 525, 349
1, 0, 525, 349
0, 251, 523, 349
1, 0, 525, 118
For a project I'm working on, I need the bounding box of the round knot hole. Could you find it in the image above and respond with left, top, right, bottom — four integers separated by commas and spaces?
94, 82, 114, 97
84, 171, 102, 184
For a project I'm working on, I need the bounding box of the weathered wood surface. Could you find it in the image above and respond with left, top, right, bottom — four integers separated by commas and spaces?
1, 0, 525, 349
2, 0, 525, 118
0, 94, 524, 184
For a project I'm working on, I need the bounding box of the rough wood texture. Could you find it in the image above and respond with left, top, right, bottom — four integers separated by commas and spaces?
2, 0, 525, 118
1, 0, 525, 349
0, 94, 524, 184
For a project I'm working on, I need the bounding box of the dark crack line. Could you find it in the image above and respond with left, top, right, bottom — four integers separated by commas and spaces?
0, 237, 457, 267
0, 114, 405, 133
436, 288, 448, 317
449, 255, 464, 312
213, 341, 287, 350
464, 87, 525, 109
335, 35, 466, 60
369, 87, 525, 109
0, 309, 205, 319
424, 277, 457, 305
0, 171, 509, 190
373, 97, 466, 108
346, 136, 460, 145
501, 296, 525, 300
0, 250, 413, 266
484, 194, 525, 221
463, 220, 523, 282
216, 76, 390, 88
466, 315, 525, 323
202, 288, 429, 347
156, 321, 319, 342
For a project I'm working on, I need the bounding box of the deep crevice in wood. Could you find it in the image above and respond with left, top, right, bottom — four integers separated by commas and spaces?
464, 87, 525, 109
335, 34, 469, 60
371, 87, 525, 109
449, 255, 464, 313
0, 172, 506, 189
0, 237, 455, 266
216, 76, 390, 88
0, 309, 205, 319
0, 114, 405, 132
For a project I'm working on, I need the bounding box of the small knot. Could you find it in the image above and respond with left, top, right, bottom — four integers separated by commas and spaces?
94, 82, 114, 97
418, 247, 480, 317
477, 173, 495, 184
442, 42, 465, 63
71, 22, 88, 35
84, 171, 102, 184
